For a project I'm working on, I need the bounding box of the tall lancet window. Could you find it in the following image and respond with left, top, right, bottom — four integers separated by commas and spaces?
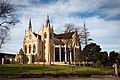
33, 44, 36, 53
44, 32, 47, 39
24, 45, 27, 53
50, 33, 52, 39
29, 45, 31, 53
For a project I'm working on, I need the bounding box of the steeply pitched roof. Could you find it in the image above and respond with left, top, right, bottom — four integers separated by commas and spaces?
33, 32, 41, 39
54, 32, 75, 39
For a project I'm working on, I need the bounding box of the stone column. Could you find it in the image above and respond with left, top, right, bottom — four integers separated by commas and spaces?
70, 52, 72, 62
65, 44, 67, 63
74, 47, 76, 64
28, 55, 32, 64
54, 44, 55, 62
59, 46, 61, 62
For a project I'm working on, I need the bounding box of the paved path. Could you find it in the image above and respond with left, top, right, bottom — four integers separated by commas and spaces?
9, 77, 120, 80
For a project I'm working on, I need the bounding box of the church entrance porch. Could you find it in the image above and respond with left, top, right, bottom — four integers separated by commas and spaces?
54, 46, 74, 63
55, 47, 65, 62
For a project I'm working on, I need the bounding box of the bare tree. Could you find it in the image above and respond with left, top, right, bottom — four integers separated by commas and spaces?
0, 0, 18, 49
62, 22, 93, 64
64, 23, 75, 64
79, 21, 93, 63
80, 21, 92, 45
64, 23, 81, 65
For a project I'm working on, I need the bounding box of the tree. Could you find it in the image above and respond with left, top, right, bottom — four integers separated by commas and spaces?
64, 23, 75, 64
0, 53, 4, 64
80, 21, 92, 45
109, 51, 118, 66
83, 43, 101, 63
117, 53, 120, 65
0, 0, 18, 49
16, 48, 28, 64
100, 51, 109, 67
64, 23, 81, 65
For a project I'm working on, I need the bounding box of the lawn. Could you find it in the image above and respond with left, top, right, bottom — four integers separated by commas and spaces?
0, 64, 116, 75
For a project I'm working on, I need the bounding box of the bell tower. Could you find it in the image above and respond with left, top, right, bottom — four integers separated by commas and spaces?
39, 14, 54, 62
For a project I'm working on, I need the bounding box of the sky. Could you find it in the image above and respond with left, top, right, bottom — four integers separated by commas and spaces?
0, 0, 120, 53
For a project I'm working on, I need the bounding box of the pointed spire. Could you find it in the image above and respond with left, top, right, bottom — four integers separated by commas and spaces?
45, 14, 50, 27
47, 14, 49, 21
28, 19, 32, 31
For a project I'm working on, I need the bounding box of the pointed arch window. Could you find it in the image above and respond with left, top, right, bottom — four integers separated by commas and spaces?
29, 45, 31, 53
29, 35, 31, 39
44, 32, 47, 39
33, 44, 36, 53
24, 45, 27, 53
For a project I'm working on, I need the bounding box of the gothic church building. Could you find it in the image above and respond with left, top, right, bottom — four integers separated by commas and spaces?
23, 15, 81, 64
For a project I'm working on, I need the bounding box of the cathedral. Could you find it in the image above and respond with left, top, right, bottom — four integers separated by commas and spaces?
22, 15, 81, 64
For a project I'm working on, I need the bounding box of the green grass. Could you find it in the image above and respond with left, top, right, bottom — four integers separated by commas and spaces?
0, 64, 117, 75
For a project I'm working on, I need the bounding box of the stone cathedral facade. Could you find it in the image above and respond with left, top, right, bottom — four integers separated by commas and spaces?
23, 15, 81, 64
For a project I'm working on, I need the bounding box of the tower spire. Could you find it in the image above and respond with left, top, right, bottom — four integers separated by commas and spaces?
28, 19, 32, 31
45, 14, 50, 27
47, 14, 49, 21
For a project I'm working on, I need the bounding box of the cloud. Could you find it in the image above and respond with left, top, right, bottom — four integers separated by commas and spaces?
1, 0, 120, 53
100, 44, 120, 52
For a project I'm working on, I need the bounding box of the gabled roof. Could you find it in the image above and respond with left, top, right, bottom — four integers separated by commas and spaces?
33, 32, 41, 39
54, 32, 75, 39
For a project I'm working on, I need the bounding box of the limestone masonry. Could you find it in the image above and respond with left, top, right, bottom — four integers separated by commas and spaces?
22, 15, 81, 64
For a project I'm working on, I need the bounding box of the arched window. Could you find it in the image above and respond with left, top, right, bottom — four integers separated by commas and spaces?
24, 45, 27, 53
50, 33, 52, 39
29, 35, 31, 39
29, 45, 31, 53
44, 32, 47, 39
33, 44, 36, 53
